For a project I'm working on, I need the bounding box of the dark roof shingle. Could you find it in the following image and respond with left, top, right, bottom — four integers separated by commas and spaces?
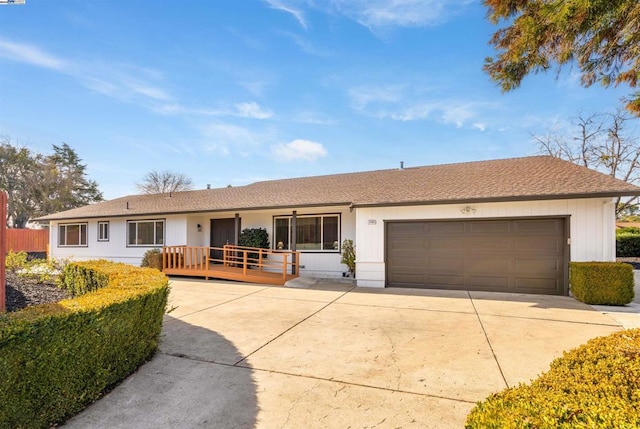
36, 156, 640, 221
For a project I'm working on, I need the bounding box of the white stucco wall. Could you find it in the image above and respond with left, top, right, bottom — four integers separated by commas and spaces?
355, 198, 617, 288
48, 206, 356, 276
49, 214, 187, 265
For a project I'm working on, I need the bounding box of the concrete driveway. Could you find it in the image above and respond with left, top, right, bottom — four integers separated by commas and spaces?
64, 278, 634, 428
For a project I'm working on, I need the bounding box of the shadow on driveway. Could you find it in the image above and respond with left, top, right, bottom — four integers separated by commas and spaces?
63, 316, 258, 429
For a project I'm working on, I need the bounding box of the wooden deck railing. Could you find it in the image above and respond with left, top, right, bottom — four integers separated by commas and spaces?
162, 244, 300, 285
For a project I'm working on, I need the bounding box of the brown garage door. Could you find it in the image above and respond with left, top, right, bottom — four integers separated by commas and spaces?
386, 218, 566, 295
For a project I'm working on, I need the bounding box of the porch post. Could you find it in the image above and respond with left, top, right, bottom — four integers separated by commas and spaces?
0, 191, 6, 312
234, 213, 240, 245
291, 210, 297, 275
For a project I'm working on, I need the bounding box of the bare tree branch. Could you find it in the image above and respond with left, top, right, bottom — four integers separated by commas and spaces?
136, 170, 194, 194
534, 109, 640, 217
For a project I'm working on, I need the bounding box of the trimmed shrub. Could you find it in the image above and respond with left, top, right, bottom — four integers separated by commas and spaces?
570, 262, 635, 305
5, 250, 29, 272
617, 233, 640, 257
616, 227, 640, 257
57, 260, 110, 296
239, 228, 270, 263
141, 248, 163, 270
466, 328, 640, 428
0, 261, 169, 429
239, 227, 270, 250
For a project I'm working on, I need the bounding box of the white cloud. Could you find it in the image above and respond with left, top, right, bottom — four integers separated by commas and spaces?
293, 111, 335, 125
390, 103, 438, 121
349, 84, 405, 110
279, 31, 332, 57
328, 0, 472, 32
201, 122, 262, 152
0, 39, 172, 108
441, 103, 477, 128
262, 0, 472, 32
234, 102, 274, 119
156, 101, 274, 120
264, 0, 308, 29
473, 122, 486, 132
348, 84, 497, 128
238, 80, 269, 97
0, 39, 66, 70
271, 139, 328, 161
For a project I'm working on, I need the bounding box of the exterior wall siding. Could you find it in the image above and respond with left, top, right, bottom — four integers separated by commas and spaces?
355, 198, 616, 288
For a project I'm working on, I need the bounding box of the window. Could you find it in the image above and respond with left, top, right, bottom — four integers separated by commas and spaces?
273, 214, 340, 251
98, 221, 109, 241
59, 223, 88, 247
128, 220, 164, 246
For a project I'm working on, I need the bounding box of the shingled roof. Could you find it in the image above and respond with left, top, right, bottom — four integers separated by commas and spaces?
36, 156, 640, 221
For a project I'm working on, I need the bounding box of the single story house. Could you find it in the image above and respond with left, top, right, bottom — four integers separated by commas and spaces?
36, 156, 640, 295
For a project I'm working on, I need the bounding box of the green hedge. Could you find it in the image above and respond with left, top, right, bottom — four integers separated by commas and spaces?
570, 262, 635, 305
58, 261, 110, 296
617, 233, 640, 257
140, 248, 163, 270
0, 260, 169, 429
466, 328, 640, 428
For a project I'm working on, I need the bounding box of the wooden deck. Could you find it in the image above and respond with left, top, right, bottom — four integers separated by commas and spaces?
162, 245, 300, 286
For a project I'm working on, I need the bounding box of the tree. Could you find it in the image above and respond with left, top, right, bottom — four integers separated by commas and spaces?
0, 138, 42, 228
136, 170, 194, 194
483, 0, 640, 115
534, 109, 640, 216
0, 138, 103, 228
39, 143, 103, 215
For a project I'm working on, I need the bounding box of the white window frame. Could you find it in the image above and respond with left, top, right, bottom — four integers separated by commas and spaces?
58, 223, 88, 247
127, 219, 165, 247
273, 214, 340, 252
98, 221, 109, 242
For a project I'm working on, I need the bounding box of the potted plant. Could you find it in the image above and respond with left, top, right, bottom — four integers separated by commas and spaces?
341, 239, 356, 278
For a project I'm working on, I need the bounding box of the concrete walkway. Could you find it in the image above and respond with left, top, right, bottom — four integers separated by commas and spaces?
64, 278, 635, 429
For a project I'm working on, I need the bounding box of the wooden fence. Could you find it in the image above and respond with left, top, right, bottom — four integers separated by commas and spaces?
1, 192, 6, 312
5, 228, 49, 253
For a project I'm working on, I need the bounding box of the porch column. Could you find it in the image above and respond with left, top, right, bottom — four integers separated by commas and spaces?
234, 213, 240, 245
291, 210, 297, 275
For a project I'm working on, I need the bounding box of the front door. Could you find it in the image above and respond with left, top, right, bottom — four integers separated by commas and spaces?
210, 218, 238, 262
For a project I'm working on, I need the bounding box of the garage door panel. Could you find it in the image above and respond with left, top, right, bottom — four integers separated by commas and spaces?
389, 256, 426, 268
468, 276, 509, 288
468, 237, 510, 251
514, 258, 560, 274
468, 221, 510, 235
427, 222, 466, 236
387, 218, 566, 295
467, 257, 510, 273
515, 278, 560, 293
428, 257, 464, 271
426, 275, 465, 288
513, 219, 562, 234
387, 223, 425, 236
429, 238, 466, 251
514, 237, 563, 252
389, 274, 426, 286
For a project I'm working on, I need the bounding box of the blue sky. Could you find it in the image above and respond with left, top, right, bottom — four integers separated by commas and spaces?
0, 0, 630, 200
